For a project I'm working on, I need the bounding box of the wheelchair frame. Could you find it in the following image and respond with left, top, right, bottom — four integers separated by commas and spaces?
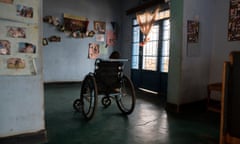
73, 58, 136, 120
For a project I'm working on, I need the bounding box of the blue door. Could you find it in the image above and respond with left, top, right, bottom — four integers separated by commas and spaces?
131, 14, 170, 95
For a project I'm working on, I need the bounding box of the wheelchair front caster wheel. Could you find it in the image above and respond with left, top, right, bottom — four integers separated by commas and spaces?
73, 99, 82, 112
102, 97, 111, 108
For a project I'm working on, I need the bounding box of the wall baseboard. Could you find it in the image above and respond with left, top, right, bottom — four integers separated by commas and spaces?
0, 129, 47, 144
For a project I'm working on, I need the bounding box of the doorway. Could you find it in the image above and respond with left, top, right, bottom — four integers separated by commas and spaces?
131, 10, 170, 95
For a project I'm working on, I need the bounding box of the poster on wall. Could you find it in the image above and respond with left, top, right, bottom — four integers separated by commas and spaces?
94, 21, 106, 34
7, 26, 26, 38
106, 30, 117, 46
228, 0, 240, 41
88, 43, 100, 59
7, 57, 25, 69
187, 20, 199, 43
0, 40, 11, 55
64, 13, 89, 34
16, 4, 34, 19
18, 42, 36, 54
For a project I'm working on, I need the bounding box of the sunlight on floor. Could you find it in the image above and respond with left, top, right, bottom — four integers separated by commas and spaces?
139, 87, 158, 95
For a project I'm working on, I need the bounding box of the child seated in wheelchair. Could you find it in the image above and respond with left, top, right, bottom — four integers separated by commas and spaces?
109, 51, 120, 59
94, 51, 122, 94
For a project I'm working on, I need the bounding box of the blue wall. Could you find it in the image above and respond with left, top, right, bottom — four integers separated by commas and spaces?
43, 0, 122, 82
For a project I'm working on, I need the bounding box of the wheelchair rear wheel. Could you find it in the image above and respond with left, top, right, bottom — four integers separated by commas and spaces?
116, 75, 136, 114
80, 74, 98, 120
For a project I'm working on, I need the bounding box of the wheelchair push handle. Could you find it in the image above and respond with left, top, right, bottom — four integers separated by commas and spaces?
95, 58, 128, 66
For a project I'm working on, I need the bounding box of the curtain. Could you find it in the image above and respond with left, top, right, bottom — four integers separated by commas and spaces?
136, 8, 159, 46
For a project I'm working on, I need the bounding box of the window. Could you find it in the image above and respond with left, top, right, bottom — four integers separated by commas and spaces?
132, 20, 140, 69
160, 19, 170, 72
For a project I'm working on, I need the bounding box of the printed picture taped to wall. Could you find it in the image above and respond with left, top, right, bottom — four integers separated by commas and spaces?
94, 21, 106, 34
0, 0, 13, 4
106, 30, 117, 46
16, 4, 33, 18
18, 42, 36, 54
7, 26, 26, 38
0, 40, 11, 55
187, 20, 199, 43
95, 34, 105, 42
7, 57, 25, 69
228, 0, 240, 41
88, 43, 100, 59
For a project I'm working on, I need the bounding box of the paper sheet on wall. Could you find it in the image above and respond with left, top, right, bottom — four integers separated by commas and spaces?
0, 0, 39, 24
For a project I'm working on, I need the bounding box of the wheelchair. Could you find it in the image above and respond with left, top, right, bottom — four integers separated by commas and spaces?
73, 58, 136, 120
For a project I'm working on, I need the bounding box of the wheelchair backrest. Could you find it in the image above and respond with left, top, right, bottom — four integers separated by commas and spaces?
94, 59, 124, 90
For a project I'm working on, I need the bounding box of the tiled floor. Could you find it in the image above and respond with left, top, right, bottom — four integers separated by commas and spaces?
44, 83, 220, 144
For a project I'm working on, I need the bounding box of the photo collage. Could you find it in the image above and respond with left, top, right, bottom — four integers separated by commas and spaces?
0, 0, 39, 75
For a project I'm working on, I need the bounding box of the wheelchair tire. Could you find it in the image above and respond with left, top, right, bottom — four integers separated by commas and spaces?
116, 75, 136, 115
80, 74, 98, 120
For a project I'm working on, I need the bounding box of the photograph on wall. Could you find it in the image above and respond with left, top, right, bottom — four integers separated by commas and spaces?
16, 4, 33, 18
106, 30, 117, 46
187, 20, 199, 43
0, 0, 13, 4
64, 13, 89, 34
94, 21, 106, 34
88, 43, 100, 59
7, 26, 26, 38
228, 0, 240, 41
0, 40, 11, 55
7, 57, 25, 69
18, 42, 36, 54
95, 34, 105, 42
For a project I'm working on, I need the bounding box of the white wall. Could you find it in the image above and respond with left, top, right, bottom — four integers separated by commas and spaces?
167, 0, 183, 105
169, 0, 240, 105
179, 0, 215, 104
43, 0, 122, 82
209, 0, 240, 83
0, 0, 45, 137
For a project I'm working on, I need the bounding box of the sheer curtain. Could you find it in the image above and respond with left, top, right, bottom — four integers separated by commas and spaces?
136, 8, 159, 46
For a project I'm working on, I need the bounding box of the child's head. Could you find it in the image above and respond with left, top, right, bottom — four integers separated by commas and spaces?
109, 51, 120, 59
